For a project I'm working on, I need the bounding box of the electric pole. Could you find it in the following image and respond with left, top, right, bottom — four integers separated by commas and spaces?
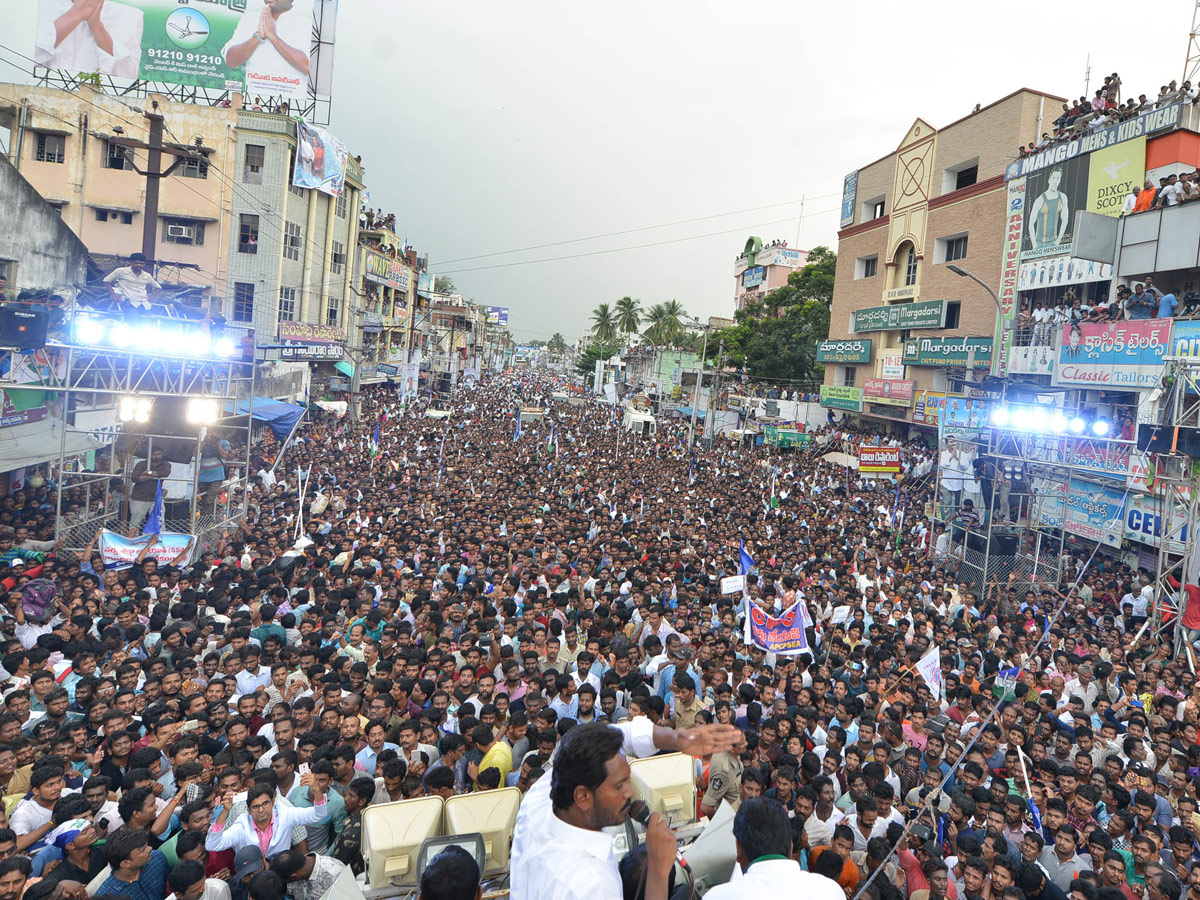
111, 102, 190, 265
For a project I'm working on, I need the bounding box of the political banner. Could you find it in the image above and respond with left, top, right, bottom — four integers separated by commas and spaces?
97, 529, 195, 570
746, 599, 810, 656
33, 0, 334, 103
1054, 318, 1173, 389
941, 397, 990, 442
862, 379, 913, 408
840, 170, 859, 227
485, 307, 509, 327
915, 645, 943, 698
293, 121, 348, 197
1064, 476, 1125, 548
859, 446, 903, 474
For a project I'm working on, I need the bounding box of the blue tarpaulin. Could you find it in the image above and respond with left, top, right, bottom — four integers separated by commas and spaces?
228, 397, 305, 441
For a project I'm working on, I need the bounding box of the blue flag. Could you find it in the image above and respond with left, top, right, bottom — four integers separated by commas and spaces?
739, 539, 755, 576
370, 422, 381, 459
514, 411, 522, 442
142, 477, 164, 536
1028, 798, 1043, 832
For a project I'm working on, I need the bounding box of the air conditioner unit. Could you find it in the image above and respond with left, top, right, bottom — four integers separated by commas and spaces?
168, 224, 195, 240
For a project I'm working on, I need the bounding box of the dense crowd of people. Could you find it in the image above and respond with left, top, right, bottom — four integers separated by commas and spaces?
0, 370, 1194, 900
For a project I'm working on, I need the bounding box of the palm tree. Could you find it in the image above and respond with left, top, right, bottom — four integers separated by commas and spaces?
615, 296, 641, 338
591, 304, 616, 343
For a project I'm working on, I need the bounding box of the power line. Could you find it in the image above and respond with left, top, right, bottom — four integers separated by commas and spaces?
436, 208, 840, 275
433, 194, 842, 266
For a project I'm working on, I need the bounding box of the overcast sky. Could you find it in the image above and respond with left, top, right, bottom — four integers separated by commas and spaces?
3, 1, 1195, 342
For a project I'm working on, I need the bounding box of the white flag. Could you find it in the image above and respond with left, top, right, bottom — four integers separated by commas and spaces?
915, 646, 944, 699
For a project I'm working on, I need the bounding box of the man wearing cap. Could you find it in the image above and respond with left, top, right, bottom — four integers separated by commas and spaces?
233, 847, 266, 891
40, 820, 104, 886
898, 836, 960, 900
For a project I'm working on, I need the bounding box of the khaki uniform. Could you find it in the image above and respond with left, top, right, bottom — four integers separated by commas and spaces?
701, 751, 743, 814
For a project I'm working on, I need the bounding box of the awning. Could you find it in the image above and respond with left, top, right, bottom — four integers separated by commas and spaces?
0, 427, 107, 473
822, 451, 859, 469
334, 360, 354, 377
314, 400, 347, 417
228, 397, 305, 441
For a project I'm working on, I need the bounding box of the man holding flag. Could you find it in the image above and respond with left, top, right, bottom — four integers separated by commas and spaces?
128, 446, 171, 536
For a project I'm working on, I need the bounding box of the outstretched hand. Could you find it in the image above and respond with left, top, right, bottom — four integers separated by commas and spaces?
672, 723, 743, 758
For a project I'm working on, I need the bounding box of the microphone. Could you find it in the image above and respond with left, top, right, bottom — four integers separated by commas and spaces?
627, 801, 691, 872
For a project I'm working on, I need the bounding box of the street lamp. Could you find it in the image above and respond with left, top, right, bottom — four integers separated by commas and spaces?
947, 264, 1012, 376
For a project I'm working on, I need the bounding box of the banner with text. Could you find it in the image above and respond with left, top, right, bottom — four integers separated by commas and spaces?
853, 299, 946, 333
746, 599, 811, 655
1054, 318, 1172, 389
859, 445, 903, 473
996, 177, 1026, 376
903, 336, 993, 367
820, 385, 863, 411
862, 378, 913, 407
97, 529, 195, 571
816, 339, 872, 363
1064, 476, 1125, 548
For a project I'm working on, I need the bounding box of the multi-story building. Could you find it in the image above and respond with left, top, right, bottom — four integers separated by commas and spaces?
353, 228, 417, 385
734, 237, 808, 312
823, 88, 1062, 431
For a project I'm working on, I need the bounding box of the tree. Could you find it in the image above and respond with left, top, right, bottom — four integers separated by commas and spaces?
591, 303, 617, 343
714, 246, 837, 386
434, 275, 457, 294
644, 299, 687, 346
575, 340, 617, 376
615, 296, 642, 338
547, 333, 568, 357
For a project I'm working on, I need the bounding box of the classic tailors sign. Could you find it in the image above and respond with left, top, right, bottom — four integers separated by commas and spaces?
1054, 319, 1172, 389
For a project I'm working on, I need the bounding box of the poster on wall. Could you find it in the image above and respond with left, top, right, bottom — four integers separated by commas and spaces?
1018, 257, 1112, 290
33, 0, 336, 103
292, 121, 348, 196
840, 171, 859, 227
1064, 476, 1125, 548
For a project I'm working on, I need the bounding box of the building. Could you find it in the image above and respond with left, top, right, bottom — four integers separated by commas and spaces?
823, 88, 1062, 431
734, 237, 808, 312
354, 227, 417, 385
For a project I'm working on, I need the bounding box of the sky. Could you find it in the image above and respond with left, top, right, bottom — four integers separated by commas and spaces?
3, 0, 1197, 342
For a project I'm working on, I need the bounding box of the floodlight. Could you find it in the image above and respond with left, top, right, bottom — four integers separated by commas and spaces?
1011, 408, 1035, 431
1048, 412, 1068, 433
135, 323, 161, 346
362, 795, 444, 890
186, 397, 220, 426
1068, 417, 1086, 434
75, 318, 104, 345
629, 752, 697, 827
443, 788, 521, 877
118, 395, 153, 424
110, 323, 134, 347
213, 337, 236, 357
990, 407, 1010, 427
1091, 418, 1111, 436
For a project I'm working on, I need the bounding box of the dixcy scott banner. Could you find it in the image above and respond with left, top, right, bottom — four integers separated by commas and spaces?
746, 600, 810, 655
97, 529, 196, 570
293, 120, 348, 196
33, 0, 333, 103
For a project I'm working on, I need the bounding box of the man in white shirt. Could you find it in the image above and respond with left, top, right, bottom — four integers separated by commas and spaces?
223, 0, 311, 94
103, 254, 161, 311
35, 0, 144, 78
705, 796, 846, 900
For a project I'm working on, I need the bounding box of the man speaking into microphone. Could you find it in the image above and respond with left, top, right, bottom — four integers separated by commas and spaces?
516, 722, 679, 900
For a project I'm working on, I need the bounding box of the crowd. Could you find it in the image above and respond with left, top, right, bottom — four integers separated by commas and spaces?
0, 369, 1194, 900
1016, 277, 1200, 346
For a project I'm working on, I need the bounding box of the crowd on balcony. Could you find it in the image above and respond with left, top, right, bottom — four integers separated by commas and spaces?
1017, 73, 1197, 158
1017, 277, 1200, 345
360, 209, 397, 233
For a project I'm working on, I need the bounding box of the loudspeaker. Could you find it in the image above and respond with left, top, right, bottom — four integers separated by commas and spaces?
0, 307, 47, 350
992, 531, 1019, 555
1137, 424, 1200, 457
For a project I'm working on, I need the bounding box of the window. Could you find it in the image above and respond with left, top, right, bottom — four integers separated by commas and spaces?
103, 140, 131, 170
841, 366, 856, 387
179, 152, 209, 179
162, 218, 205, 246
326, 295, 340, 327
238, 214, 260, 254
872, 200, 885, 219
954, 166, 978, 190
283, 222, 302, 261
942, 158, 979, 194
935, 233, 969, 264
861, 195, 885, 221
122, 212, 133, 224
335, 192, 347, 219
244, 144, 265, 184
904, 246, 919, 286
278, 287, 297, 323
331, 240, 345, 274
855, 255, 878, 279
288, 152, 305, 197
945, 301, 961, 329
95, 208, 107, 222
35, 133, 65, 164
233, 283, 255, 323
47, 202, 63, 216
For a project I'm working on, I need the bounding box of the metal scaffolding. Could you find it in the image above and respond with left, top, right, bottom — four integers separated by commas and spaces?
0, 320, 256, 558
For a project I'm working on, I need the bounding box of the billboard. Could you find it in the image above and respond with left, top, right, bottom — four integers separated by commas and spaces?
995, 177, 1025, 377
852, 299, 946, 333
912, 390, 946, 426
363, 251, 411, 291
33, 0, 336, 103
1054, 318, 1172, 389
859, 446, 903, 474
279, 321, 344, 343
1005, 103, 1181, 180
1021, 153, 1089, 261
940, 397, 990, 443
1018, 256, 1112, 290
820, 385, 863, 411
862, 379, 913, 407
816, 339, 872, 363
903, 336, 993, 367
485, 307, 509, 327
840, 171, 859, 228
1087, 138, 1144, 217
1064, 476, 1125, 548
1123, 493, 1188, 552
292, 121, 348, 196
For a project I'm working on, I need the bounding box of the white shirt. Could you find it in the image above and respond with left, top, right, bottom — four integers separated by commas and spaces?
223, 0, 311, 95
705, 858, 846, 900
167, 879, 232, 900
102, 267, 161, 308
35, 0, 143, 78
510, 717, 657, 900
205, 795, 327, 859
520, 802, 623, 900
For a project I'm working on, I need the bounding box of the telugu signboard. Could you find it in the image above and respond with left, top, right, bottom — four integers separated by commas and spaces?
859, 446, 903, 474
1054, 318, 1172, 389
903, 336, 994, 367
853, 299, 946, 333
1064, 476, 1126, 548
816, 339, 872, 363
279, 321, 345, 345
862, 379, 913, 407
33, 0, 336, 103
1005, 103, 1180, 180
363, 251, 411, 291
820, 385, 863, 412
912, 390, 946, 426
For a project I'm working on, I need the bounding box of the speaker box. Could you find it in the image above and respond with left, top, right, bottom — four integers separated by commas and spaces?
0, 307, 47, 350
992, 531, 1020, 555
1137, 424, 1200, 457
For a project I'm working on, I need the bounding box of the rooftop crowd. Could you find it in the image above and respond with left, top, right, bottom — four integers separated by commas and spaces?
0, 370, 1194, 900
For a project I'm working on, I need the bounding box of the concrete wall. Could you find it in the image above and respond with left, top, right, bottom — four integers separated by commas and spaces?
0, 154, 88, 292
